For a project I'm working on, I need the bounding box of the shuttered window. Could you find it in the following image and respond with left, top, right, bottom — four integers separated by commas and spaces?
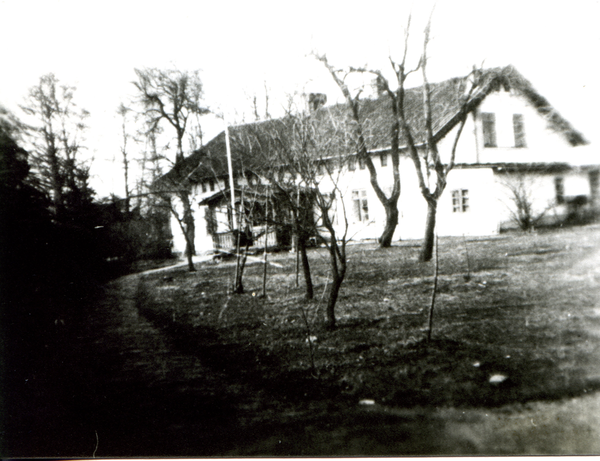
513, 114, 527, 148
482, 113, 497, 148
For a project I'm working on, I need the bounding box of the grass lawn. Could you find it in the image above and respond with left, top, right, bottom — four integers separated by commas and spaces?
131, 224, 600, 455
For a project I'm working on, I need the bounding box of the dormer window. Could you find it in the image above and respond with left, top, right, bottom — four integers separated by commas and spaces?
482, 113, 497, 148
348, 157, 356, 171
513, 114, 527, 148
318, 161, 326, 175
380, 153, 388, 167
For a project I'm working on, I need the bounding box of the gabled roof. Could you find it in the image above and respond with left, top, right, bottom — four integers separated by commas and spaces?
160, 65, 588, 186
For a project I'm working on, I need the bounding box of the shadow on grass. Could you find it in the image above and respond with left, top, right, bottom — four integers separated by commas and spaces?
136, 274, 600, 411
134, 280, 339, 405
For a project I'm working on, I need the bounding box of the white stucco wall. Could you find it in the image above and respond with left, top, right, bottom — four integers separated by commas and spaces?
317, 157, 500, 241
474, 88, 577, 163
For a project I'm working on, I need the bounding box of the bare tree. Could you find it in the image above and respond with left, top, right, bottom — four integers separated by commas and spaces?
21, 73, 91, 217
235, 109, 318, 300
135, 121, 165, 210
501, 173, 555, 232
133, 68, 208, 261
250, 108, 352, 328
133, 68, 207, 163
405, 19, 479, 261
318, 16, 480, 260
317, 54, 404, 248
117, 103, 132, 213
247, 81, 272, 122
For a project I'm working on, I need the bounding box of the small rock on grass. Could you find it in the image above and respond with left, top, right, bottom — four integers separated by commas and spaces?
489, 373, 507, 384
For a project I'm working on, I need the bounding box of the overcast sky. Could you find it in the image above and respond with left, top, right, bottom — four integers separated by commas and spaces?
1, 0, 598, 197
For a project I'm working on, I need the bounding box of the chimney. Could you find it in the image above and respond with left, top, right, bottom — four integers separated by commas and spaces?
308, 93, 327, 112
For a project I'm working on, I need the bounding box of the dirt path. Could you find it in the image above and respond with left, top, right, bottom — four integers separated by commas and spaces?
62, 274, 251, 457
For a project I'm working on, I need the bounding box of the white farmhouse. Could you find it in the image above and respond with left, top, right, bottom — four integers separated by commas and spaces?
160, 66, 597, 256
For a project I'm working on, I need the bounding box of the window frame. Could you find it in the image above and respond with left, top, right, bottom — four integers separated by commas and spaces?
380, 153, 388, 167
481, 112, 497, 148
352, 189, 369, 223
348, 157, 356, 171
555, 177, 565, 204
513, 113, 527, 148
318, 161, 325, 176
451, 189, 470, 213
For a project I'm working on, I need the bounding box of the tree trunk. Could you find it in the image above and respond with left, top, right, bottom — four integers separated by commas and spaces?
299, 237, 313, 300
325, 273, 343, 330
324, 239, 346, 330
179, 191, 196, 259
420, 199, 437, 262
185, 247, 195, 272
379, 203, 399, 247
234, 244, 249, 294
170, 205, 196, 272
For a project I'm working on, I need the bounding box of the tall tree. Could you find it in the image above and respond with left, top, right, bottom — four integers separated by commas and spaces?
117, 103, 132, 213
0, 105, 50, 304
133, 68, 209, 260
246, 107, 353, 328
404, 19, 479, 261
316, 53, 408, 248
319, 15, 479, 260
21, 73, 91, 218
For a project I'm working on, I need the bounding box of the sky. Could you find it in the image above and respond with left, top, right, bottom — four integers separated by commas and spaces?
1, 0, 599, 198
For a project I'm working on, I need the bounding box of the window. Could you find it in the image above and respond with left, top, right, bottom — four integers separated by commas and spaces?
555, 177, 565, 204
358, 157, 366, 170
513, 114, 527, 148
352, 190, 369, 222
348, 157, 356, 171
380, 153, 388, 167
452, 189, 469, 213
209, 179, 215, 192
481, 112, 497, 147
318, 162, 325, 175
202, 182, 207, 193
